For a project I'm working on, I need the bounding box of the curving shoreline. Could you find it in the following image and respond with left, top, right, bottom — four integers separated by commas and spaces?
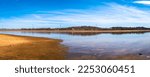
0, 33, 149, 60
0, 34, 67, 60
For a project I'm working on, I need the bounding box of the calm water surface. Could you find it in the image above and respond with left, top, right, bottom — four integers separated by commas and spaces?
1, 31, 150, 59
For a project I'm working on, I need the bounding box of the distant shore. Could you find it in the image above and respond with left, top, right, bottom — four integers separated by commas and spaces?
1, 29, 150, 33
1, 26, 150, 33
0, 34, 67, 60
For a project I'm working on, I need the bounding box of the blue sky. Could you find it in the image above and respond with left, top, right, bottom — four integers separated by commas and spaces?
0, 0, 150, 28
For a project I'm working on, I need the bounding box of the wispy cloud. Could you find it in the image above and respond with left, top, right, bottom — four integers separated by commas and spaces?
134, 0, 150, 5
0, 3, 150, 28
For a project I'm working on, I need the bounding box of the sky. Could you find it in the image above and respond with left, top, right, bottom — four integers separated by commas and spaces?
0, 0, 150, 28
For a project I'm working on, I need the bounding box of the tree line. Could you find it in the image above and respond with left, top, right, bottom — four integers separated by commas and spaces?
19, 26, 150, 30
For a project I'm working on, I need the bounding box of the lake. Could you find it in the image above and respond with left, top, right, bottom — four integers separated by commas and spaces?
0, 31, 150, 60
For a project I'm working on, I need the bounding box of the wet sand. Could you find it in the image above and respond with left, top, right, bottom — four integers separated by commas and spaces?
67, 53, 149, 60
0, 34, 67, 60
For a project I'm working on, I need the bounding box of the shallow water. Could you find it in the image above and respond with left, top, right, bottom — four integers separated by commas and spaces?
0, 31, 150, 60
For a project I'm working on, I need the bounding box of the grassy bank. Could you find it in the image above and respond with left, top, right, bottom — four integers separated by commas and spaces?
0, 34, 67, 60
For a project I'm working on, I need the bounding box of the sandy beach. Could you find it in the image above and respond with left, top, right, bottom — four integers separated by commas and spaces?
0, 34, 67, 60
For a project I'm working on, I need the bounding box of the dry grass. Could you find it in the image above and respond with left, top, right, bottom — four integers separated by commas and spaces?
0, 34, 67, 60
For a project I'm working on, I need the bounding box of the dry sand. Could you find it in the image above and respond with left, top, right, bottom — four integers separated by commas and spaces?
0, 34, 67, 60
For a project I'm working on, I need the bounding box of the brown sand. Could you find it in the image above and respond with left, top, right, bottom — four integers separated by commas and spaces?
0, 34, 67, 60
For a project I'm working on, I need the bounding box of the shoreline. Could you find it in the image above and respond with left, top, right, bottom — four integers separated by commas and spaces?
1, 30, 150, 33
0, 34, 67, 60
0, 33, 149, 60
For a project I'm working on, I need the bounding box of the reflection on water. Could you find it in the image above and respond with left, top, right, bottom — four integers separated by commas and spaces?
54, 32, 147, 36
0, 31, 150, 60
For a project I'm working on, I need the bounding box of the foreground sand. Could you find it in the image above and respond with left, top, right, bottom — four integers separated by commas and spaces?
0, 34, 67, 60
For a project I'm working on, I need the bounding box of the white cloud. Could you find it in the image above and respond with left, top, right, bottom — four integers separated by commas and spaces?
134, 1, 150, 5
0, 3, 150, 28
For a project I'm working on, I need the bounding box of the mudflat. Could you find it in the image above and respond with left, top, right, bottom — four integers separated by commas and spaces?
0, 34, 67, 60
